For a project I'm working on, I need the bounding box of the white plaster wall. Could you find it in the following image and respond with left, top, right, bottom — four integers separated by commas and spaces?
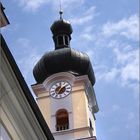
51, 93, 74, 132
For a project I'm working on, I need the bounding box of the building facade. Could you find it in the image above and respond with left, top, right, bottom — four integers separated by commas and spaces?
32, 12, 99, 140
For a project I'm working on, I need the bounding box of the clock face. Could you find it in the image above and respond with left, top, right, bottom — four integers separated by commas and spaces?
49, 81, 72, 99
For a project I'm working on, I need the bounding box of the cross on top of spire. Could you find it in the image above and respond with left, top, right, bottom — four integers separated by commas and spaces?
59, 10, 63, 19
59, 0, 63, 19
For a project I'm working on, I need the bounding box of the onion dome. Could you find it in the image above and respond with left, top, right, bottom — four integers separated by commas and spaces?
51, 19, 73, 36
33, 12, 96, 85
33, 48, 96, 85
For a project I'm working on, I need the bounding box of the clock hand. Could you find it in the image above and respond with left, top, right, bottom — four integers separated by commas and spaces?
58, 86, 65, 94
55, 86, 62, 94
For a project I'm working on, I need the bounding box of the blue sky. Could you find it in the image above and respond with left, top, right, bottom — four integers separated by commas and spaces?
1, 0, 139, 140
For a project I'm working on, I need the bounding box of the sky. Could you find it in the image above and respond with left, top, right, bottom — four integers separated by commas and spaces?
1, 0, 139, 140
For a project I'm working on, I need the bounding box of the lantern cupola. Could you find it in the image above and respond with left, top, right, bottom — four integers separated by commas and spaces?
50, 11, 73, 49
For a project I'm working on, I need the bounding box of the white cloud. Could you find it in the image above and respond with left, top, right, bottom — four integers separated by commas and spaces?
120, 56, 139, 85
114, 47, 139, 84
92, 14, 139, 92
15, 0, 85, 12
104, 68, 120, 82
16, 0, 50, 11
79, 25, 95, 41
95, 66, 119, 82
1, 23, 19, 34
86, 49, 94, 58
70, 6, 96, 25
18, 52, 41, 79
127, 112, 135, 121
96, 44, 139, 88
102, 14, 139, 41
17, 38, 30, 48
112, 104, 120, 112
52, 0, 85, 10
15, 38, 41, 81
125, 112, 138, 130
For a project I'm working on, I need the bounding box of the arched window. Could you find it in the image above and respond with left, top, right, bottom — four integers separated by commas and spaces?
56, 109, 69, 131
57, 36, 64, 45
64, 35, 69, 45
56, 35, 70, 46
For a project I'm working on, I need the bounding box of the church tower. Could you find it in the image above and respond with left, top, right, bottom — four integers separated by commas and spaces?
32, 11, 99, 140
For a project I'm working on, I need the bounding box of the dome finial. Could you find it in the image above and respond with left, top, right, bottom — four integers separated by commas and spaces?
59, 10, 63, 19
59, 0, 63, 19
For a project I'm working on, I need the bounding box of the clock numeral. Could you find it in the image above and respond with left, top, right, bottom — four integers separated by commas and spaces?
54, 94, 58, 98
64, 91, 69, 95
50, 88, 55, 92
51, 92, 55, 96
66, 86, 71, 90
61, 81, 65, 86
61, 82, 69, 86
56, 82, 60, 87
51, 86, 56, 90
66, 90, 71, 93
65, 83, 69, 86
59, 94, 62, 98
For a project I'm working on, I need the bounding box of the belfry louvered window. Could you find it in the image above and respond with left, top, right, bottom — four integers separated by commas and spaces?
56, 109, 69, 131
57, 35, 69, 46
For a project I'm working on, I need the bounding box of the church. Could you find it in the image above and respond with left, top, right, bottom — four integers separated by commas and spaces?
1, 3, 99, 140
32, 10, 99, 140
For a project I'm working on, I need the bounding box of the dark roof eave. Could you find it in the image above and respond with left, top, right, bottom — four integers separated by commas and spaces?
0, 3, 10, 25
1, 34, 54, 140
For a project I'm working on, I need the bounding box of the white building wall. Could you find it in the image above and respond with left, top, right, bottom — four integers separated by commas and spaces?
50, 93, 74, 132
32, 72, 97, 140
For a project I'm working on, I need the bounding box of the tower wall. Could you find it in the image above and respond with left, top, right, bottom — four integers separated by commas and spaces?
32, 72, 97, 140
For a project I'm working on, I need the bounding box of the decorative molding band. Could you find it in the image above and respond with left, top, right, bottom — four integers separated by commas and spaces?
53, 126, 91, 135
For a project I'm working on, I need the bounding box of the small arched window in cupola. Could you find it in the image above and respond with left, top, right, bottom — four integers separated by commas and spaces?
56, 109, 69, 131
56, 35, 70, 47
